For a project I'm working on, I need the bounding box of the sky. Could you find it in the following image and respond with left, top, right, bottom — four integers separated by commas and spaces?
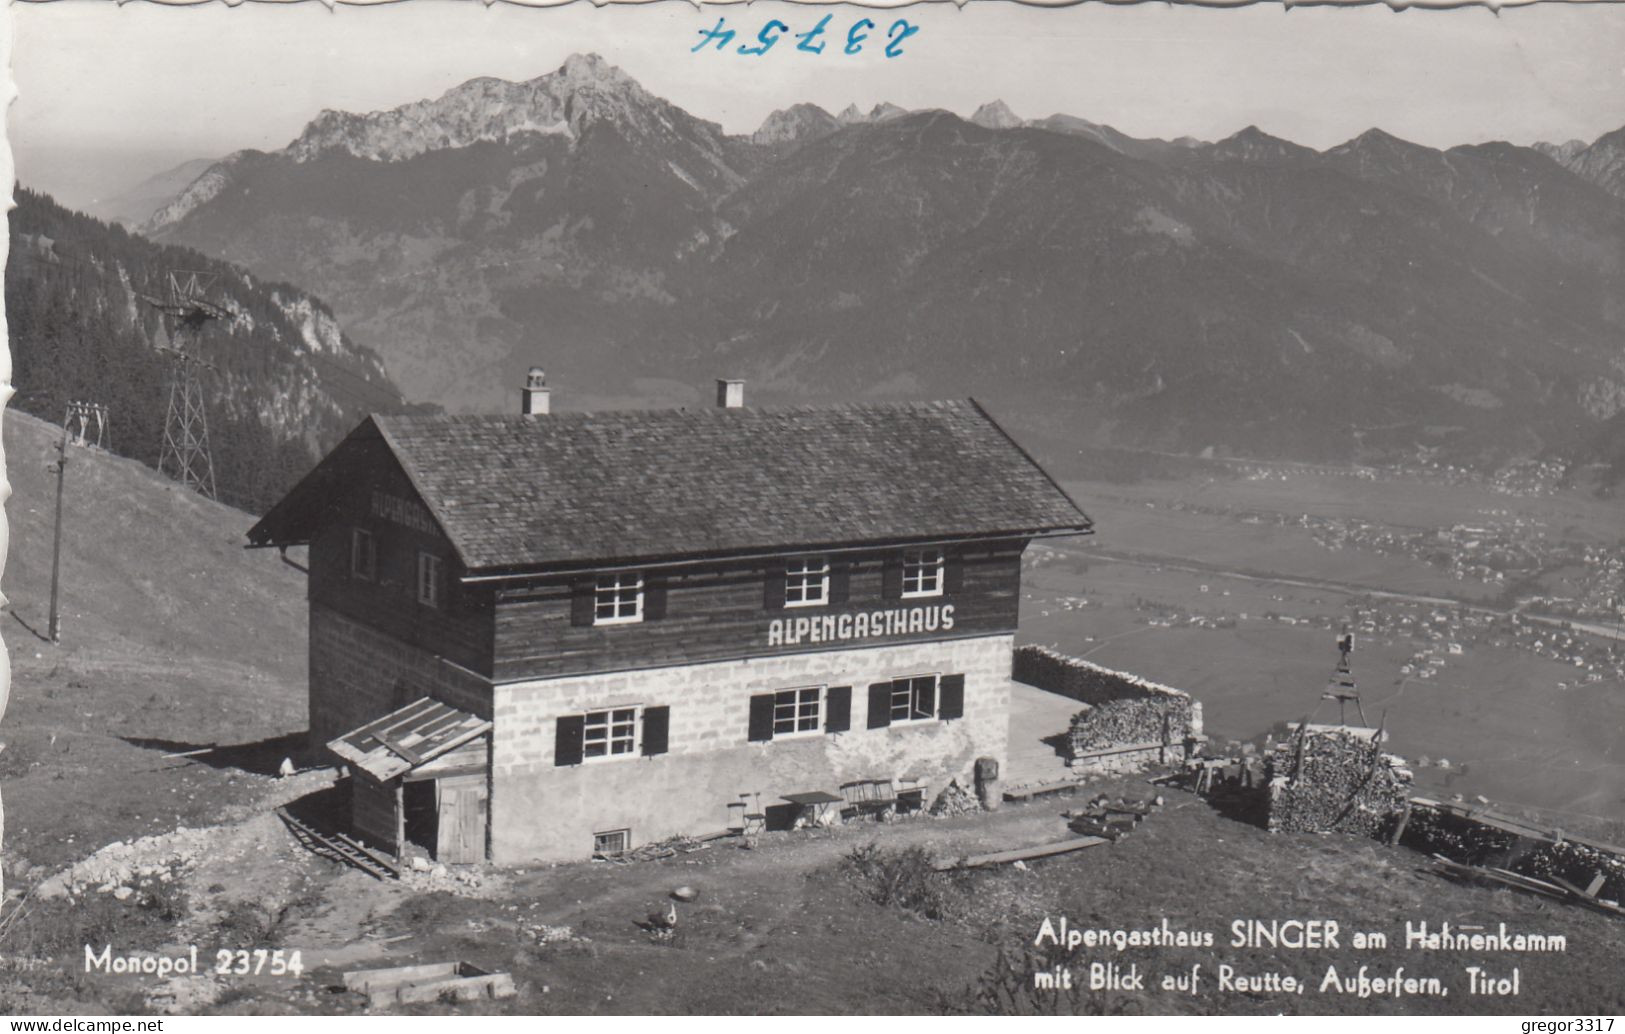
9, 0, 1625, 210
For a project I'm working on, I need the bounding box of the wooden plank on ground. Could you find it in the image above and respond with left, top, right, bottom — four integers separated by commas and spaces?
935, 836, 1108, 871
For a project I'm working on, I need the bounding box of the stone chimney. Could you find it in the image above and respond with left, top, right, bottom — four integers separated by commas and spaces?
522, 367, 551, 416
715, 379, 745, 409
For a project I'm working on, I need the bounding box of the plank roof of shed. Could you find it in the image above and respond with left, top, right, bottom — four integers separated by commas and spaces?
254, 399, 1092, 571
329, 697, 491, 783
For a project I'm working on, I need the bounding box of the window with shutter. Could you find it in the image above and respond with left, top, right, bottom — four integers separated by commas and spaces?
641, 706, 670, 756
554, 714, 585, 766
644, 575, 668, 621
746, 693, 776, 742
867, 683, 892, 729
829, 561, 851, 605
881, 557, 903, 600
825, 686, 852, 733
902, 549, 945, 598
350, 528, 377, 582
938, 674, 965, 721
570, 579, 596, 627
763, 562, 787, 610
769, 687, 823, 737
594, 573, 643, 624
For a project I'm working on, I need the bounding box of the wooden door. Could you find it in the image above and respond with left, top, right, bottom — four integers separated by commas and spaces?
436, 777, 487, 863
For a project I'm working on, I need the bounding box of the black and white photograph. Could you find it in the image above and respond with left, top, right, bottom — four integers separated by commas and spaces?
3, 0, 1625, 1018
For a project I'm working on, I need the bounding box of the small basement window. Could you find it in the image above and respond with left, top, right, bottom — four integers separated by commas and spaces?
772, 686, 822, 737
784, 556, 830, 608
350, 528, 377, 582
889, 674, 939, 723
901, 548, 944, 598
417, 552, 442, 608
583, 707, 639, 759
595, 572, 643, 624
593, 829, 630, 856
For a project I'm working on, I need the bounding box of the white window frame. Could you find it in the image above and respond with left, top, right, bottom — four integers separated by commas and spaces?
594, 572, 644, 625
770, 686, 824, 738
889, 674, 940, 724
581, 705, 640, 761
593, 829, 630, 856
901, 548, 945, 598
350, 528, 376, 582
416, 552, 442, 608
784, 556, 830, 608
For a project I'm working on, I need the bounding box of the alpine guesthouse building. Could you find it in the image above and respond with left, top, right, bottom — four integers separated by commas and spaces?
249, 380, 1092, 865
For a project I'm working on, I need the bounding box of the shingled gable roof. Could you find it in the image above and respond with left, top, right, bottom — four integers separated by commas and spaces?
249, 399, 1092, 572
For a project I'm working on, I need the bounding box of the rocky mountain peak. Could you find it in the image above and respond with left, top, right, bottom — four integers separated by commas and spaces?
1535, 139, 1588, 165
282, 52, 663, 165
752, 103, 839, 146
970, 100, 1023, 130
836, 102, 908, 126
1208, 125, 1317, 163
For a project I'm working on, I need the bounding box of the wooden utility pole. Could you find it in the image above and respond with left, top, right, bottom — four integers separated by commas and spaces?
47, 422, 68, 643
47, 402, 108, 643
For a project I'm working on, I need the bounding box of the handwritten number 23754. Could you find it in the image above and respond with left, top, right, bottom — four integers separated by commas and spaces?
693, 15, 920, 58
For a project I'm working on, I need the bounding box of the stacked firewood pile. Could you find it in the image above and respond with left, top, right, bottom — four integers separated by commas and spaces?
1067, 697, 1194, 755
1264, 727, 1411, 837
930, 779, 982, 817
1065, 793, 1164, 841
1519, 841, 1625, 903
1404, 809, 1625, 903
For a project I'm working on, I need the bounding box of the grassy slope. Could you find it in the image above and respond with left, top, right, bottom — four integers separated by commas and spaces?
1, 408, 308, 869
150, 777, 1625, 1016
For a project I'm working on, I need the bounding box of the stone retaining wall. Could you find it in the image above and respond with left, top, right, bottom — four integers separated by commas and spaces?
1012, 645, 1204, 775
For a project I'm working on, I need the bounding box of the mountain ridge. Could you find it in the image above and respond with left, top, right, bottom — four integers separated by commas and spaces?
134, 54, 1625, 469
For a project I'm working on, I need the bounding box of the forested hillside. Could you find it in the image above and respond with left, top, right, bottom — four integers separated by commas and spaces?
7, 187, 418, 513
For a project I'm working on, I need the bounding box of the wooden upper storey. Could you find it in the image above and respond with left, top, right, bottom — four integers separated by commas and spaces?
256, 401, 1093, 682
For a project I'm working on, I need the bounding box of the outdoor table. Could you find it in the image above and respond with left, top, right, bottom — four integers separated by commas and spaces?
781, 791, 843, 826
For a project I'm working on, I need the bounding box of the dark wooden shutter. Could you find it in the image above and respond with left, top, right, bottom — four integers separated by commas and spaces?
644, 574, 668, 621
944, 552, 965, 595
881, 555, 904, 599
829, 561, 851, 605
747, 694, 776, 742
938, 674, 965, 721
570, 578, 596, 627
554, 715, 585, 766
825, 686, 851, 733
641, 706, 670, 756
764, 561, 787, 610
867, 682, 893, 729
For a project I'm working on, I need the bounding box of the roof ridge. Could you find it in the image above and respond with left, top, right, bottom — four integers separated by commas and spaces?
374, 397, 976, 426
259, 399, 1093, 569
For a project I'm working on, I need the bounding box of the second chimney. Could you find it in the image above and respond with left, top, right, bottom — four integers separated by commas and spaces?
522, 367, 551, 416
716, 379, 745, 409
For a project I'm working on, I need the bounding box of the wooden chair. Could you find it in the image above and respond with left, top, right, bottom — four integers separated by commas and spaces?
896, 779, 929, 814
839, 782, 870, 822
739, 792, 766, 834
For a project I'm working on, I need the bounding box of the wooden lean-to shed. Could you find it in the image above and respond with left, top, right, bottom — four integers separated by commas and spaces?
328, 697, 493, 864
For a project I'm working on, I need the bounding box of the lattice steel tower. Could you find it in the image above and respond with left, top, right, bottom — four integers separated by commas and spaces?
142, 271, 227, 499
